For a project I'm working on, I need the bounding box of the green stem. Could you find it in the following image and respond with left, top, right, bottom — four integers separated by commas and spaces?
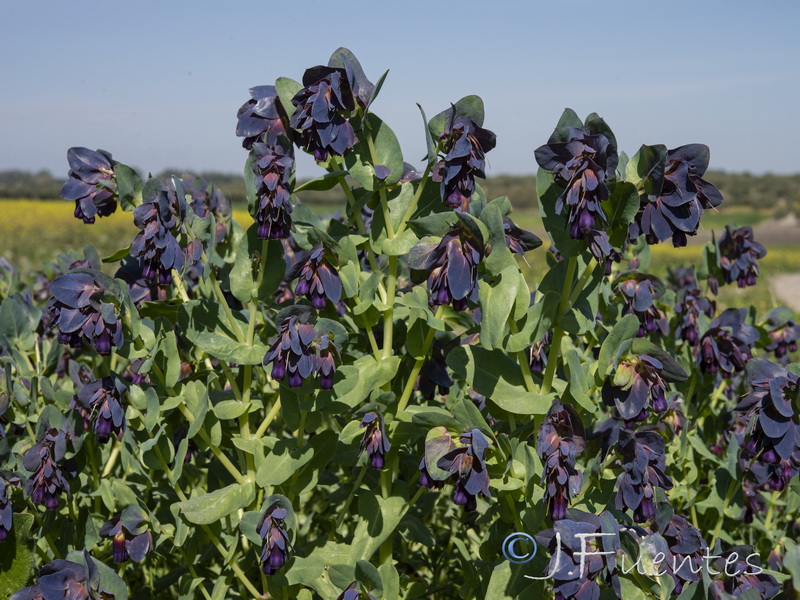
383, 255, 397, 359
396, 306, 445, 413
176, 404, 248, 485
395, 163, 432, 236
763, 490, 780, 531
540, 257, 579, 395
219, 361, 243, 401
254, 398, 282, 439
711, 476, 737, 544
101, 442, 121, 478
568, 258, 596, 306
508, 318, 536, 394
335, 465, 368, 530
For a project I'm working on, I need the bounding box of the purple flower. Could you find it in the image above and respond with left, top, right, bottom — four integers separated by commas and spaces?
503, 216, 542, 255
286, 245, 342, 310
74, 375, 127, 444
718, 225, 767, 288
99, 505, 153, 564
47, 271, 124, 355
763, 308, 799, 360
257, 502, 292, 576
437, 429, 491, 512
658, 515, 707, 595
263, 316, 337, 389
23, 428, 73, 510
10, 555, 115, 600
602, 355, 670, 421
130, 182, 186, 285
236, 85, 292, 150
250, 138, 295, 240
536, 400, 584, 520
527, 330, 552, 373
0, 475, 21, 542
615, 275, 668, 337
61, 147, 117, 224
629, 144, 723, 247
114, 257, 164, 307
359, 412, 391, 470
709, 550, 779, 600
614, 429, 672, 522
409, 225, 485, 312
290, 66, 358, 162
433, 115, 496, 210
417, 341, 453, 399
674, 288, 715, 347
535, 127, 616, 241
336, 582, 377, 600
697, 308, 759, 378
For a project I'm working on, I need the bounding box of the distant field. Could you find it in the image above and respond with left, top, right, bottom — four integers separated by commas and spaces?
0, 198, 796, 318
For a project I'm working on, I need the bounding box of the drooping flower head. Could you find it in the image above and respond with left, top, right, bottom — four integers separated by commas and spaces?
99, 505, 153, 564
629, 144, 724, 247
263, 315, 338, 389
286, 244, 342, 310
130, 181, 186, 286
182, 174, 232, 244
0, 475, 21, 542
602, 354, 673, 421
237, 85, 292, 150
418, 427, 455, 491
359, 412, 391, 470
257, 502, 292, 576
762, 307, 799, 361
673, 288, 716, 347
527, 330, 552, 373
336, 582, 378, 600
434, 115, 496, 211
717, 225, 767, 288
10, 554, 115, 600
697, 308, 759, 378
74, 374, 127, 444
61, 147, 117, 224
417, 340, 453, 399
409, 221, 485, 312
437, 429, 491, 512
708, 550, 780, 600
537, 400, 585, 521
114, 256, 164, 307
535, 125, 617, 241
615, 429, 673, 522
23, 428, 73, 510
657, 515, 708, 595
614, 274, 668, 337
47, 271, 124, 355
503, 216, 542, 255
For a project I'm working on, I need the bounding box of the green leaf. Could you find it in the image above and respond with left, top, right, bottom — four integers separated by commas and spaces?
605, 181, 641, 247
506, 291, 559, 353
0, 294, 41, 352
331, 355, 401, 408
0, 513, 35, 597
597, 314, 640, 377
355, 560, 383, 593
115, 162, 144, 211
428, 96, 485, 139
626, 144, 667, 197
447, 346, 552, 415
345, 113, 404, 190
295, 171, 348, 192
275, 77, 302, 119
564, 348, 594, 413
178, 482, 255, 525
101, 245, 131, 263
229, 224, 284, 304
184, 381, 209, 439
479, 266, 521, 350
536, 168, 584, 257
178, 299, 267, 365
378, 562, 400, 600
351, 493, 406, 561
255, 440, 314, 487
630, 339, 689, 382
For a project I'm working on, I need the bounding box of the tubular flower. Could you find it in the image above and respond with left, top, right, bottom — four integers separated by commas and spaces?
257, 502, 292, 576
61, 147, 117, 224
615, 275, 668, 337
736, 359, 799, 474
603, 355, 670, 421
182, 174, 231, 244
417, 341, 453, 399
23, 428, 73, 511
658, 515, 708, 595
263, 316, 337, 389
718, 225, 767, 288
763, 308, 799, 360
630, 144, 723, 247
47, 271, 124, 355
10, 556, 115, 600
99, 505, 153, 564
359, 412, 391, 470
236, 85, 292, 150
114, 257, 164, 307
316, 336, 338, 390
615, 429, 673, 523
434, 115, 496, 211
286, 245, 342, 310
418, 427, 455, 491
503, 216, 542, 255
527, 330, 552, 373
130, 183, 185, 286
437, 429, 491, 512
409, 225, 485, 312
250, 137, 295, 240
697, 308, 759, 378
673, 288, 716, 347
0, 475, 21, 542
536, 400, 585, 521
74, 375, 127, 444
337, 582, 377, 600
290, 66, 357, 162
535, 127, 616, 241
709, 551, 779, 600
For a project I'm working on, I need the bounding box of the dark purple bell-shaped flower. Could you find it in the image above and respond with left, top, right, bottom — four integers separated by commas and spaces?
614, 429, 673, 523
99, 505, 153, 564
10, 554, 115, 600
130, 182, 186, 286
359, 412, 391, 470
658, 515, 707, 595
718, 225, 767, 288
264, 316, 337, 390
290, 65, 358, 162
602, 355, 670, 421
708, 550, 780, 600
257, 502, 292, 576
535, 127, 616, 241
286, 245, 342, 310
433, 115, 496, 211
114, 256, 164, 307
674, 288, 716, 347
615, 275, 668, 337
417, 341, 453, 399
315, 336, 338, 390
337, 582, 378, 600
23, 428, 73, 511
527, 330, 552, 373
61, 147, 117, 224
437, 429, 491, 512
763, 309, 800, 360
236, 85, 292, 150
75, 375, 127, 444
630, 144, 723, 247
503, 216, 542, 255
537, 400, 585, 520
250, 138, 295, 240
0, 475, 21, 542
697, 308, 759, 378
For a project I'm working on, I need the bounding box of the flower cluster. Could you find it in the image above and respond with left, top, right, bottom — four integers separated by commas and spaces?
602, 355, 669, 421
614, 429, 672, 522
23, 428, 73, 510
99, 505, 153, 564
673, 287, 716, 346
537, 400, 585, 520
503, 216, 542, 255
10, 555, 115, 599
61, 147, 117, 224
763, 309, 799, 360
697, 308, 759, 378
359, 412, 391, 470
286, 245, 342, 310
436, 429, 492, 512
434, 115, 496, 210
47, 271, 123, 355
0, 475, 20, 541
527, 330, 552, 373
629, 144, 724, 247
417, 341, 453, 399
657, 515, 708, 595
535, 127, 616, 241
290, 66, 357, 162
708, 551, 779, 600
718, 225, 767, 288
257, 502, 292, 576
73, 375, 127, 444
409, 225, 484, 311
615, 275, 668, 337
130, 182, 185, 285
263, 316, 338, 389
336, 582, 377, 600
182, 174, 231, 243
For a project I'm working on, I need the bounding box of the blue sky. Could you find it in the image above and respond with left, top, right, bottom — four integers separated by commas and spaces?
1, 1, 799, 179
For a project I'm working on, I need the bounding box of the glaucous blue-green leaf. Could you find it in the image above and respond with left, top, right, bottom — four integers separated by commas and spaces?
605, 181, 640, 247
229, 224, 284, 304
295, 171, 348, 192
256, 439, 314, 487
351, 492, 407, 561
597, 313, 640, 379
331, 355, 401, 408
626, 144, 667, 197
0, 513, 35, 597
631, 338, 689, 382
344, 113, 403, 190
115, 162, 143, 211
178, 481, 255, 525
479, 266, 522, 350
506, 291, 559, 353
0, 294, 41, 352
275, 77, 302, 119
427, 95, 485, 139
536, 168, 585, 257
178, 299, 266, 365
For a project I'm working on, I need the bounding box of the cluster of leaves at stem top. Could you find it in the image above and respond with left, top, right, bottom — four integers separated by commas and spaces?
0, 46, 797, 600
